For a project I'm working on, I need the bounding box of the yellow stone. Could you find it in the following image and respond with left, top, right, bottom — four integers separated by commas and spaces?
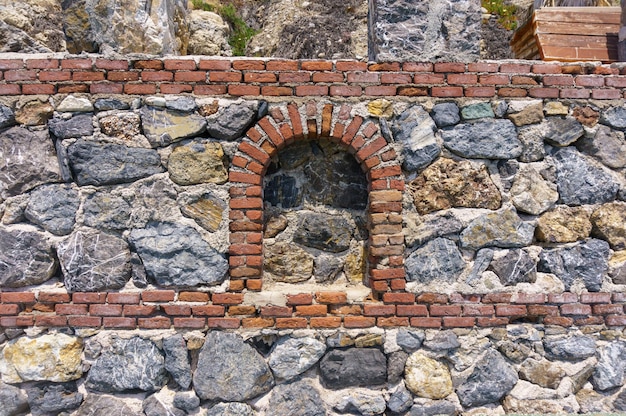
544, 102, 569, 116
405, 353, 453, 399
168, 142, 228, 185
368, 99, 393, 118
344, 243, 366, 283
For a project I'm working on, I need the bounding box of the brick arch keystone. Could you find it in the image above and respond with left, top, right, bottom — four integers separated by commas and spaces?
228, 101, 406, 294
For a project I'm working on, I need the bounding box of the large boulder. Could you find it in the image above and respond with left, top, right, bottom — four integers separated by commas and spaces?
460, 207, 535, 250
441, 119, 522, 159
405, 238, 465, 283
268, 336, 326, 381
0, 226, 56, 288
24, 184, 80, 236
319, 348, 387, 389
391, 105, 440, 172
456, 350, 518, 408
405, 353, 453, 399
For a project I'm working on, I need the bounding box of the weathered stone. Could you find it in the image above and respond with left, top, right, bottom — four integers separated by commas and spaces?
497, 341, 532, 364
187, 10, 231, 55
206, 402, 255, 416
166, 97, 197, 113
264, 174, 301, 208
56, 96, 93, 112
130, 222, 227, 287
388, 351, 408, 384
405, 238, 465, 283
264, 214, 288, 238
334, 390, 386, 416
577, 389, 609, 414
264, 241, 313, 283
268, 336, 326, 381
404, 211, 464, 248
467, 248, 494, 284
180, 193, 225, 232
423, 331, 460, 351
86, 337, 166, 392
489, 249, 536, 286
544, 102, 569, 116
368, 99, 393, 118
74, 395, 138, 416
168, 141, 228, 185
0, 127, 61, 199
408, 158, 501, 215
344, 243, 366, 283
591, 341, 626, 391
552, 147, 620, 205
125, 176, 180, 228
26, 382, 83, 415
456, 350, 518, 408
510, 165, 558, 215
194, 331, 274, 401
206, 103, 256, 140
578, 125, 626, 169
0, 104, 15, 129
24, 183, 79, 235
543, 336, 596, 361
441, 119, 522, 159
266, 379, 325, 416
405, 353, 453, 399
536, 206, 592, 243
355, 334, 383, 348
461, 102, 494, 120
460, 207, 535, 250
431, 102, 460, 127
173, 391, 200, 411
503, 396, 579, 414
313, 253, 342, 282
143, 394, 185, 416
320, 348, 386, 389
610, 250, 626, 284
397, 329, 425, 353
163, 335, 192, 389
408, 400, 457, 416
140, 107, 206, 147
0, 334, 83, 383
614, 388, 626, 411
388, 383, 413, 414
591, 202, 626, 250
600, 106, 626, 130
68, 139, 164, 186
0, 226, 56, 288
58, 229, 131, 292
293, 212, 352, 252
99, 112, 141, 141
508, 102, 544, 126
48, 114, 94, 140
518, 359, 565, 389
0, 381, 28, 416
14, 101, 53, 126
83, 191, 132, 230
539, 239, 610, 292
544, 117, 584, 146
517, 123, 547, 162
391, 105, 440, 171
573, 106, 599, 127
94, 99, 130, 112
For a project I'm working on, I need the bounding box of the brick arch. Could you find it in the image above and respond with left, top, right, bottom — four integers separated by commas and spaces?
228, 101, 406, 295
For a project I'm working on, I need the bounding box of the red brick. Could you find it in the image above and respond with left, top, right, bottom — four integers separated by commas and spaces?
513, 293, 546, 304
95, 59, 128, 70
371, 281, 390, 292
174, 71, 206, 82
500, 63, 531, 73
162, 305, 192, 316
178, 292, 210, 302
275, 317, 308, 329
4, 70, 37, 81
410, 317, 441, 328
544, 75, 574, 86
529, 88, 560, 98
416, 293, 448, 304
142, 290, 175, 302
434, 62, 465, 72
0, 59, 24, 69
403, 62, 434, 72
477, 317, 509, 327
0, 85, 21, 95
364, 85, 397, 96
164, 59, 196, 70
242, 317, 275, 328
261, 306, 292, 317
443, 317, 475, 328
107, 71, 139, 81
606, 76, 626, 88
606, 315, 626, 326
363, 304, 395, 316
296, 305, 328, 316
447, 73, 477, 85
287, 293, 313, 306
261, 86, 293, 96
432, 86, 463, 97
398, 86, 429, 96
548, 293, 578, 304
229, 243, 262, 256
296, 85, 328, 96
381, 73, 412, 84
396, 305, 428, 316
468, 62, 499, 72
107, 293, 140, 304
382, 293, 415, 304
580, 293, 611, 304
103, 317, 136, 328
55, 304, 88, 315
560, 89, 590, 99
67, 316, 102, 327
90, 304, 123, 316
228, 305, 257, 315
465, 86, 496, 97
123, 305, 158, 316
160, 83, 192, 94
138, 317, 171, 329
198, 59, 231, 70
479, 74, 509, 85
613, 293, 626, 302
89, 82, 123, 94
192, 305, 225, 316
344, 316, 376, 328
512, 75, 538, 85
592, 89, 622, 100
495, 304, 527, 316
209, 71, 242, 82
232, 60, 265, 70
448, 294, 481, 303
0, 304, 19, 315
39, 71, 72, 81
560, 303, 592, 315
141, 71, 173, 82
174, 317, 206, 329
35, 315, 68, 327
347, 72, 380, 83
38, 292, 71, 303
430, 305, 461, 316
229, 84, 261, 96
498, 87, 528, 97
133, 60, 163, 70
575, 75, 605, 87
378, 317, 410, 327
369, 62, 401, 72
72, 71, 105, 81
330, 85, 362, 96
315, 292, 348, 304
2, 292, 36, 303
532, 63, 561, 74
266, 60, 299, 71
22, 84, 56, 95
336, 61, 368, 71
229, 171, 262, 185
312, 71, 343, 82
124, 84, 157, 94
593, 304, 624, 315
212, 293, 244, 305
194, 85, 228, 95
574, 316, 605, 326
310, 316, 342, 328
527, 305, 559, 316
462, 305, 495, 316
482, 293, 512, 304
58, 85, 89, 94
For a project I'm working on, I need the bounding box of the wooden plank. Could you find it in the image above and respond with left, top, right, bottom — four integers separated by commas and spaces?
535, 21, 620, 35
541, 45, 617, 61
534, 7, 621, 25
537, 33, 617, 48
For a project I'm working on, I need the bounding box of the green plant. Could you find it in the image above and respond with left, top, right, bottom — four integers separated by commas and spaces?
219, 3, 258, 56
482, 0, 518, 30
191, 0, 215, 12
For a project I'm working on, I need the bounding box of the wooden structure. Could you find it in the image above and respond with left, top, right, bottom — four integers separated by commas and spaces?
511, 7, 621, 62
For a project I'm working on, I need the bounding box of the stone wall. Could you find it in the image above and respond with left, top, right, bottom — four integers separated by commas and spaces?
1, 55, 626, 415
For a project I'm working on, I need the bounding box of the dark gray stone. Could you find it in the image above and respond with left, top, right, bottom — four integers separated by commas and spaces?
461, 102, 494, 120
334, 390, 386, 416
140, 107, 207, 147
0, 127, 61, 199
388, 383, 413, 414
518, 124, 547, 162
466, 248, 494, 284
592, 341, 626, 391
456, 350, 518, 408
577, 125, 626, 169
544, 117, 584, 146
173, 391, 200, 411
68, 139, 164, 186
600, 106, 626, 130
194, 331, 274, 402
166, 97, 197, 112
391, 105, 440, 171
538, 239, 610, 292
265, 174, 301, 208
83, 191, 132, 230
441, 119, 522, 159
293, 212, 352, 253
543, 336, 596, 361
405, 238, 465, 283
552, 147, 620, 206
58, 229, 131, 292
94, 98, 130, 111
206, 403, 255, 416
143, 394, 185, 416
431, 102, 460, 128
54, 138, 73, 182
380, 117, 393, 141
257, 101, 269, 119
319, 348, 387, 389
129, 222, 227, 287
0, 104, 15, 129
48, 114, 94, 140
85, 337, 167, 392
0, 381, 29, 416
266, 380, 326, 416
388, 351, 409, 384
397, 329, 425, 353
24, 184, 79, 235
163, 334, 192, 389
408, 401, 457, 416
131, 253, 148, 288
314, 254, 343, 283
74, 395, 138, 416
405, 212, 464, 248
497, 159, 519, 192
423, 330, 460, 351
268, 336, 326, 381
0, 226, 56, 288
206, 103, 256, 140
26, 382, 82, 415
614, 388, 626, 411
489, 249, 536, 286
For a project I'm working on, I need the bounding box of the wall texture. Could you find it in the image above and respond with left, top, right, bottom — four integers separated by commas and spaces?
1, 55, 626, 415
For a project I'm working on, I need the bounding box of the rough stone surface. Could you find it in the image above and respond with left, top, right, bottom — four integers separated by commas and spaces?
206, 103, 256, 140
0, 333, 83, 383
74, 395, 138, 416
456, 349, 518, 408
163, 335, 192, 389
408, 400, 457, 416
423, 331, 460, 351
140, 107, 206, 147
591, 341, 626, 391
552, 147, 620, 206
577, 125, 626, 169
187, 10, 231, 55
293, 212, 352, 253
600, 106, 626, 130
503, 396, 579, 414
0, 104, 16, 129
206, 402, 255, 416
610, 250, 626, 284
508, 102, 544, 127
405, 353, 453, 399
461, 102, 494, 120
48, 114, 94, 140
314, 253, 343, 282
466, 248, 494, 284
173, 391, 200, 411
460, 207, 535, 250
14, 101, 53, 126
397, 329, 425, 353
405, 237, 465, 283
544, 117, 584, 146
538, 239, 610, 292
68, 139, 164, 186
391, 105, 440, 171
57, 229, 132, 292
614, 388, 626, 411
518, 359, 565, 389
24, 183, 80, 235
180, 193, 225, 232
387, 351, 408, 384
268, 336, 326, 381
85, 337, 166, 392
130, 222, 227, 287
143, 394, 184, 416
319, 348, 386, 389
266, 379, 325, 416
441, 119, 522, 159
0, 127, 61, 199
57, 96, 94, 113
334, 390, 386, 416
536, 206, 592, 243
168, 141, 228, 185
194, 331, 274, 402
517, 123, 547, 162
408, 158, 501, 215
0, 226, 56, 288
0, 381, 29, 416
591, 202, 626, 250
404, 211, 464, 248
264, 241, 314, 283
510, 165, 558, 215
83, 192, 132, 231
26, 382, 83, 415
388, 383, 413, 414
543, 336, 597, 361
431, 102, 460, 127
489, 249, 536, 286
99, 113, 141, 141
94, 99, 130, 112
